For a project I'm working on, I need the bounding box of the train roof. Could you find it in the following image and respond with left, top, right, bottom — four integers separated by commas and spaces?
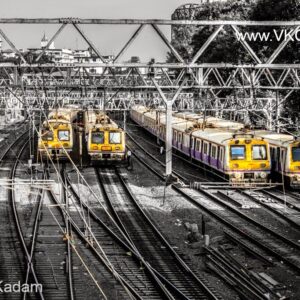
159, 115, 194, 131
254, 130, 295, 146
192, 128, 234, 145
174, 111, 244, 130
47, 108, 77, 123
132, 105, 150, 115
85, 110, 119, 130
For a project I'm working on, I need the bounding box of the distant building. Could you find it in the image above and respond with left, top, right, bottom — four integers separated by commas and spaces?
2, 49, 16, 59
41, 33, 55, 50
1, 34, 115, 69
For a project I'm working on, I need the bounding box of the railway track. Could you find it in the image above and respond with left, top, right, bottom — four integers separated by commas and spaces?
237, 189, 300, 230
126, 135, 300, 275
96, 167, 223, 300
5, 132, 79, 299
126, 127, 227, 183
205, 246, 285, 300
125, 129, 213, 183
0, 130, 43, 300
62, 167, 170, 300
0, 127, 103, 299
179, 187, 300, 273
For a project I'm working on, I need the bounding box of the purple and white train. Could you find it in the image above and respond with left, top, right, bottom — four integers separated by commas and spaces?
130, 105, 271, 184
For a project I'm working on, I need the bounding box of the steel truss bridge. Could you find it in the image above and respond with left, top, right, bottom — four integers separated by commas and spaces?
0, 19, 299, 122
0, 17, 299, 174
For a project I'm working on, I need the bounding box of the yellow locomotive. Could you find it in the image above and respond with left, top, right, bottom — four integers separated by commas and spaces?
37, 108, 78, 160
85, 110, 131, 166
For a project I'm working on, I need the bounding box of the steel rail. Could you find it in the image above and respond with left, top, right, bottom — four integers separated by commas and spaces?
125, 129, 226, 182
175, 186, 300, 273
125, 139, 300, 274
46, 187, 145, 300
60, 166, 75, 300
48, 169, 165, 300
66, 170, 187, 300
262, 189, 300, 212
204, 188, 300, 252
205, 247, 280, 300
237, 189, 300, 231
22, 171, 45, 300
97, 167, 222, 300
7, 136, 45, 299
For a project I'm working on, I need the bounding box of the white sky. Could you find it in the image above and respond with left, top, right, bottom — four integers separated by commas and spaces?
0, 0, 197, 61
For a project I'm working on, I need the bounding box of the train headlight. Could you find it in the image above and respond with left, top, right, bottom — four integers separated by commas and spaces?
233, 163, 239, 168
260, 172, 267, 179
92, 146, 98, 150
235, 172, 242, 179
260, 163, 267, 168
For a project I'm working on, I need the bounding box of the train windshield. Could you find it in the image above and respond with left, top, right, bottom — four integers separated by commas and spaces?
109, 132, 121, 144
92, 132, 104, 144
58, 130, 70, 141
230, 146, 246, 160
252, 145, 267, 160
292, 147, 300, 162
41, 130, 53, 141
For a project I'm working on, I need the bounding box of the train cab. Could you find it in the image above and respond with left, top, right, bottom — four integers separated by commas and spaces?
227, 134, 270, 183
37, 109, 76, 160
85, 110, 130, 166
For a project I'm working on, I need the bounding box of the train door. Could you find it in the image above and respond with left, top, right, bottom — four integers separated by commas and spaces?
183, 133, 190, 155
191, 136, 195, 158
218, 147, 224, 170
209, 143, 212, 165
178, 132, 182, 151
276, 147, 280, 171
203, 141, 209, 164
211, 144, 218, 168
270, 146, 276, 172
280, 148, 286, 173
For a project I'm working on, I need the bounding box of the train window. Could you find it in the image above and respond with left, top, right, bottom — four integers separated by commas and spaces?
196, 140, 201, 151
230, 146, 245, 160
191, 137, 195, 149
178, 133, 182, 143
41, 130, 53, 141
292, 147, 300, 161
203, 142, 208, 154
211, 145, 217, 159
58, 130, 70, 141
109, 132, 121, 144
183, 134, 190, 146
252, 145, 267, 160
219, 148, 224, 161
92, 132, 104, 144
